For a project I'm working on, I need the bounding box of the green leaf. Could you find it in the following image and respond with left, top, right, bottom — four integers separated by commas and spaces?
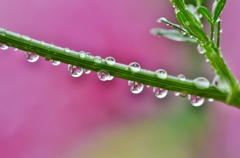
150, 28, 196, 43
157, 17, 186, 32
212, 0, 226, 23
198, 6, 213, 24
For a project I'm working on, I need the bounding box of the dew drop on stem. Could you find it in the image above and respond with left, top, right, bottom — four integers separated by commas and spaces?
105, 56, 116, 65
51, 60, 60, 66
128, 81, 144, 94
68, 65, 83, 77
153, 87, 168, 98
0, 44, 9, 50
174, 91, 180, 96
94, 56, 102, 63
24, 52, 39, 63
197, 45, 206, 54
84, 69, 91, 74
79, 51, 86, 58
178, 74, 185, 81
188, 95, 205, 107
193, 77, 210, 89
129, 62, 141, 72
155, 69, 167, 79
97, 70, 110, 81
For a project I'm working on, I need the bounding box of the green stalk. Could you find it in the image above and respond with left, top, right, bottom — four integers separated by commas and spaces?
0, 28, 239, 107
216, 20, 221, 48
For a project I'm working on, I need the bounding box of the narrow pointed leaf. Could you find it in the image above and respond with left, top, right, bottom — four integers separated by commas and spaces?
150, 28, 196, 43
157, 17, 185, 32
212, 0, 226, 23
195, 0, 203, 6
198, 6, 213, 24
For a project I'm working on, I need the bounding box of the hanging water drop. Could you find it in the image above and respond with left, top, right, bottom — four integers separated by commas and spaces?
180, 91, 187, 97
153, 87, 168, 98
84, 69, 91, 74
97, 70, 110, 81
155, 69, 168, 79
157, 17, 167, 23
129, 62, 141, 72
197, 45, 206, 54
220, 29, 223, 33
24, 52, 39, 63
193, 77, 210, 89
51, 60, 60, 66
68, 65, 83, 77
108, 75, 114, 81
173, 91, 180, 96
188, 95, 205, 107
208, 98, 214, 102
178, 74, 185, 81
128, 81, 144, 94
14, 48, 18, 51
0, 44, 9, 50
105, 56, 116, 65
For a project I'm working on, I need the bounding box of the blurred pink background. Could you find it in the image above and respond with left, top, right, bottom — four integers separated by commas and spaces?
0, 0, 240, 158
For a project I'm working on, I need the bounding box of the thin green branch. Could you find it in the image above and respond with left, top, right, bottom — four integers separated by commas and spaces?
216, 20, 221, 48
0, 28, 239, 107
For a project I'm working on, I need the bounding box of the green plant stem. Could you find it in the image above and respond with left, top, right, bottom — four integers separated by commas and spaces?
216, 20, 221, 48
210, 24, 214, 41
0, 28, 239, 107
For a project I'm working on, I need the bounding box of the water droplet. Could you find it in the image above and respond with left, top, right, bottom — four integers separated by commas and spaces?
216, 18, 221, 22
79, 51, 86, 58
193, 77, 210, 89
174, 91, 180, 96
206, 58, 210, 62
208, 98, 214, 102
68, 65, 83, 77
178, 74, 185, 81
157, 17, 167, 23
0, 28, 6, 36
220, 29, 223, 33
84, 69, 91, 74
94, 56, 102, 63
174, 8, 179, 14
147, 85, 150, 88
153, 87, 168, 98
180, 91, 187, 97
86, 52, 93, 59
155, 69, 168, 79
129, 62, 141, 72
197, 45, 206, 54
105, 56, 116, 65
212, 75, 220, 87
0, 44, 9, 50
44, 55, 51, 61
97, 70, 110, 81
108, 75, 114, 81
128, 81, 144, 94
21, 35, 31, 41
24, 52, 39, 63
51, 60, 60, 66
188, 95, 205, 107
14, 48, 18, 51
64, 47, 70, 53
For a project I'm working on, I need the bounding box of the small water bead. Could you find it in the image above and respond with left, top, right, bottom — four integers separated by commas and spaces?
0, 44, 9, 50
68, 65, 83, 77
79, 51, 86, 58
220, 29, 223, 33
188, 95, 205, 107
178, 74, 185, 81
197, 45, 206, 54
86, 52, 93, 59
155, 69, 168, 79
97, 70, 110, 81
212, 75, 220, 87
157, 17, 167, 23
21, 35, 31, 41
128, 81, 144, 94
94, 56, 102, 63
193, 77, 210, 89
14, 48, 18, 51
105, 56, 116, 65
51, 60, 60, 66
108, 75, 114, 81
180, 91, 187, 97
153, 87, 168, 98
173, 91, 180, 96
64, 47, 70, 53
208, 98, 214, 102
206, 58, 210, 63
84, 69, 91, 74
24, 52, 39, 63
129, 62, 141, 72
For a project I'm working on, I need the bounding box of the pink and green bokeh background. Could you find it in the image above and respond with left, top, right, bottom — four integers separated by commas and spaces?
0, 0, 240, 157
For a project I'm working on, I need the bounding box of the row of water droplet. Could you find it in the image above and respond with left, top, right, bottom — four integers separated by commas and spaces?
1, 44, 218, 107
